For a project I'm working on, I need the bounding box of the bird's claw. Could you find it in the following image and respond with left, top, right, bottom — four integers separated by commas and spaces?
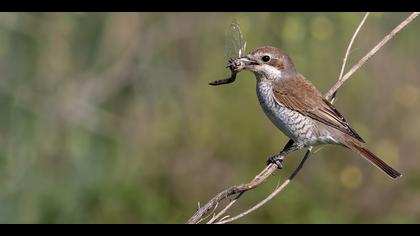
267, 154, 284, 169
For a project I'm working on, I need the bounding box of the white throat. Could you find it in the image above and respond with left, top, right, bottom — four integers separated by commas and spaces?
253, 64, 283, 81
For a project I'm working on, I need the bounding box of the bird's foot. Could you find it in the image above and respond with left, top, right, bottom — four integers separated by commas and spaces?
266, 142, 305, 169
267, 154, 284, 169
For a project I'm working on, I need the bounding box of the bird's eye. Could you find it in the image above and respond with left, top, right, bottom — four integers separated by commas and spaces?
261, 55, 271, 62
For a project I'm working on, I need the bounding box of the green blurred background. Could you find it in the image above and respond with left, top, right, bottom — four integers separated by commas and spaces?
0, 12, 419, 223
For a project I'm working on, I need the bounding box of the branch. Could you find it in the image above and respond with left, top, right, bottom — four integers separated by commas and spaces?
206, 189, 243, 224
187, 163, 279, 224
187, 12, 419, 224
215, 148, 312, 224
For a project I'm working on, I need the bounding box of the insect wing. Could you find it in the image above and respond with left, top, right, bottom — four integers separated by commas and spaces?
224, 20, 246, 60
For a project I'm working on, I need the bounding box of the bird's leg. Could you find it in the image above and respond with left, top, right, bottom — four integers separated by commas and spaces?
267, 140, 305, 169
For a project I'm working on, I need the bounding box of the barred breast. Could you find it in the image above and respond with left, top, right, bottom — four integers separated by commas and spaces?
256, 80, 332, 146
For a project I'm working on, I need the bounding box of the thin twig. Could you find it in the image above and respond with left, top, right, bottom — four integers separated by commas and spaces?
332, 12, 370, 103
326, 12, 419, 101
207, 192, 243, 224
216, 148, 312, 224
196, 202, 219, 224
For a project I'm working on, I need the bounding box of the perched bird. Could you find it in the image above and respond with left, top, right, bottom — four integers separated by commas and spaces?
230, 46, 401, 178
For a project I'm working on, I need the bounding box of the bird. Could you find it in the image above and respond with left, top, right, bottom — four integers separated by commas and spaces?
229, 46, 401, 179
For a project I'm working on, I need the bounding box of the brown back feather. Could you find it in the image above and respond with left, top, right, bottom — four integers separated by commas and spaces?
272, 74, 365, 143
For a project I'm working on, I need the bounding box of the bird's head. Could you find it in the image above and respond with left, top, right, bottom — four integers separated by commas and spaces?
230, 46, 297, 81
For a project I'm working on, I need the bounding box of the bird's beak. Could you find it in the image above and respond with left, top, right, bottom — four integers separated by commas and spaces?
238, 56, 259, 66
226, 55, 259, 72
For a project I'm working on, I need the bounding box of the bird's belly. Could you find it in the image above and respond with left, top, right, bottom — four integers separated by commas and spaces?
256, 82, 331, 146
264, 102, 316, 144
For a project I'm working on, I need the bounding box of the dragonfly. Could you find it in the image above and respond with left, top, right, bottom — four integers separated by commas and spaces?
209, 20, 247, 86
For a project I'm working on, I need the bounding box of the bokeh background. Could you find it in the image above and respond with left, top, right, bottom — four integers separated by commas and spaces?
0, 12, 419, 223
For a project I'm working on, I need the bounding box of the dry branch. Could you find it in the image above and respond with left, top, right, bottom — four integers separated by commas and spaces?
187, 12, 419, 224
215, 148, 312, 224
187, 163, 278, 224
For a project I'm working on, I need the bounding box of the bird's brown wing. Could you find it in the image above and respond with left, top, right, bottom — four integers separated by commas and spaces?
272, 74, 365, 143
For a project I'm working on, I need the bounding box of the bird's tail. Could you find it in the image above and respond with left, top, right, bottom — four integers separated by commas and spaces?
344, 139, 402, 179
